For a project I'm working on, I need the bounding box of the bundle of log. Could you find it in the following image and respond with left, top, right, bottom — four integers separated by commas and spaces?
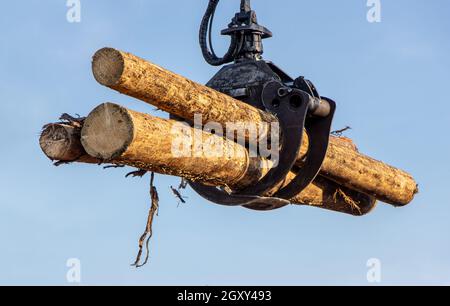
39, 47, 418, 216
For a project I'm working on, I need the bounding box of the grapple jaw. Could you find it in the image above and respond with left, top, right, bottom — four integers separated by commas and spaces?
192, 0, 336, 210
190, 60, 336, 211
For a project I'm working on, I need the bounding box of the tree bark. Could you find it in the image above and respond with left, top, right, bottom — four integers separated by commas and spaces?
91, 47, 418, 206
39, 105, 375, 215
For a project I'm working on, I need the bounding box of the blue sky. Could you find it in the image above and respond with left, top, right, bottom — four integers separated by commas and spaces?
0, 0, 449, 285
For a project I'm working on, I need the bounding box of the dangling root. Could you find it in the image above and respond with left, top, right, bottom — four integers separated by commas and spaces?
103, 165, 125, 169
168, 178, 189, 207
179, 178, 188, 190
132, 172, 159, 268
331, 126, 352, 137
126, 169, 148, 178
333, 188, 362, 215
170, 186, 187, 206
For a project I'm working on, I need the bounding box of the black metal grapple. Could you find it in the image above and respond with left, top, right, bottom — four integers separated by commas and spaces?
187, 0, 336, 211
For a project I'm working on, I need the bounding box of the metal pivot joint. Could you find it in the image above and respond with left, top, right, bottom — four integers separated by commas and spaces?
199, 0, 272, 66
192, 0, 337, 210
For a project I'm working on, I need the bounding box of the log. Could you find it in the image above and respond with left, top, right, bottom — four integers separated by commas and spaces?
92, 48, 276, 141
91, 47, 418, 206
40, 123, 99, 164
63, 102, 375, 216
81, 103, 259, 187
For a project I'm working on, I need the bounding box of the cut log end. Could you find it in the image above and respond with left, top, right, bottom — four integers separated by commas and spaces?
92, 48, 124, 87
40, 124, 84, 161
81, 103, 134, 160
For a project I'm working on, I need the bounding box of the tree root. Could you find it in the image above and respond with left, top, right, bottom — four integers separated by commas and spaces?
126, 169, 148, 178
331, 126, 352, 137
132, 172, 159, 268
103, 165, 125, 169
170, 186, 187, 206
333, 188, 362, 215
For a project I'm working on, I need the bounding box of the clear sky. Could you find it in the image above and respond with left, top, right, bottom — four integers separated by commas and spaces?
0, 0, 449, 285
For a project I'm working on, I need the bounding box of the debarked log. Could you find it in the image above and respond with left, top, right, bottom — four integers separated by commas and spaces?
39, 104, 375, 215
91, 47, 418, 206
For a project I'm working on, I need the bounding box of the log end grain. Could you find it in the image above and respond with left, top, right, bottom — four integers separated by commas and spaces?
92, 48, 124, 87
40, 124, 84, 161
81, 103, 134, 160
